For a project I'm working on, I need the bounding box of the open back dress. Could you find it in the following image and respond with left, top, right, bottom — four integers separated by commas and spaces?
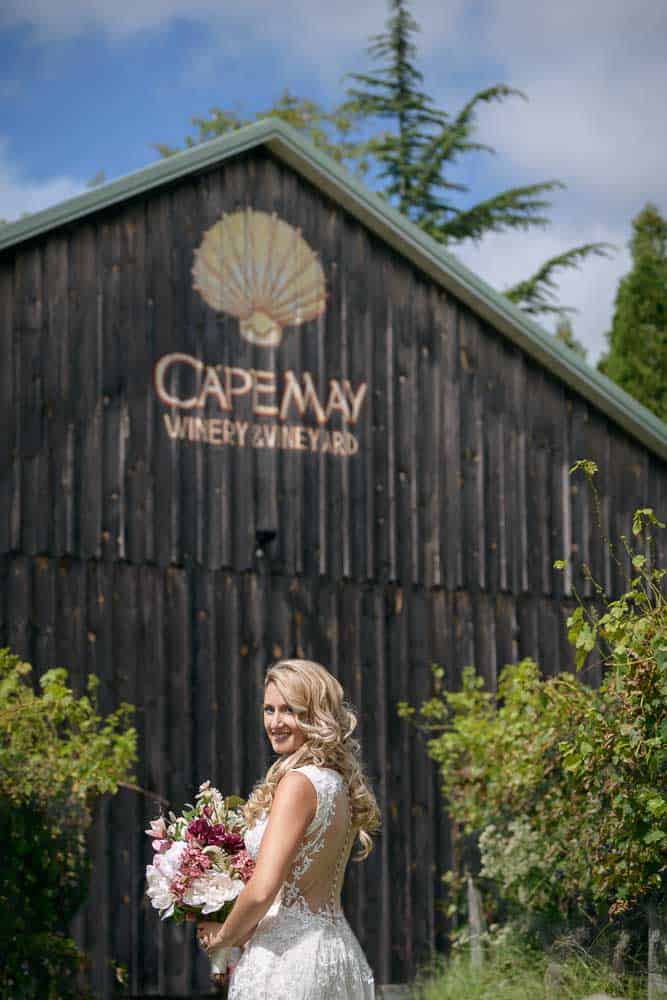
228, 763, 375, 999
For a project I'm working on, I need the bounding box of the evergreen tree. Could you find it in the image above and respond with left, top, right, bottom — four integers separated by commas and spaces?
342, 0, 610, 315
598, 203, 667, 421
343, 0, 556, 240
504, 243, 610, 319
161, 0, 610, 319
554, 318, 587, 360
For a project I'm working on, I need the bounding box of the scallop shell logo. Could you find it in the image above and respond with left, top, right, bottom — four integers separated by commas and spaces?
192, 208, 327, 347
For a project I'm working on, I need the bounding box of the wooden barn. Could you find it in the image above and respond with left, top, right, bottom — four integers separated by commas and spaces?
1, 119, 666, 996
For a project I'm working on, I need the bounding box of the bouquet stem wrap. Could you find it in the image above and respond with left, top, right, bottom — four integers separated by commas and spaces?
209, 943, 241, 975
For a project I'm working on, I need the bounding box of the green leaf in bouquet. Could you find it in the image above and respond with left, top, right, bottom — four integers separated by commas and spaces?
224, 795, 245, 809
202, 845, 226, 864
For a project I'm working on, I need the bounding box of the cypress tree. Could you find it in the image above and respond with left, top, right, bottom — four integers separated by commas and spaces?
598, 203, 667, 420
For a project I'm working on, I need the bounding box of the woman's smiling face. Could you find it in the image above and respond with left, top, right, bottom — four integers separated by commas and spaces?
263, 681, 306, 756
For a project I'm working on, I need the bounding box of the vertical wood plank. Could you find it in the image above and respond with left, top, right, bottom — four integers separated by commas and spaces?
359, 586, 390, 981
226, 161, 256, 574
100, 218, 124, 562
7, 554, 32, 660
32, 555, 56, 672
347, 226, 372, 581
85, 560, 114, 998
147, 192, 179, 568
273, 163, 305, 576
123, 203, 152, 565
164, 565, 193, 993
442, 297, 463, 590
396, 268, 418, 586
322, 205, 345, 582
459, 311, 486, 591
569, 397, 594, 599
172, 180, 203, 567
216, 573, 244, 795
138, 565, 167, 994
0, 262, 16, 553
418, 285, 442, 589
17, 247, 50, 555
108, 565, 140, 992
70, 224, 103, 559
197, 170, 229, 571
44, 237, 75, 556
409, 587, 438, 970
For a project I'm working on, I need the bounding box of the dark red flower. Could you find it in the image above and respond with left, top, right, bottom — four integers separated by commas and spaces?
186, 818, 245, 853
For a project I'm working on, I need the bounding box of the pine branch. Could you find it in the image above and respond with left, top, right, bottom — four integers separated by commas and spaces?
413, 85, 524, 199
505, 242, 615, 317
433, 181, 564, 243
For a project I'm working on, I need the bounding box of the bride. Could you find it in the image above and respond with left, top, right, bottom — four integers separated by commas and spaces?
195, 658, 381, 998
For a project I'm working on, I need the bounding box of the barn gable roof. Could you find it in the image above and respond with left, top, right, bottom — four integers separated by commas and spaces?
1, 118, 665, 460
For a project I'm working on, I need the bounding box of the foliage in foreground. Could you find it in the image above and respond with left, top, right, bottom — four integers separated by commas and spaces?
400, 462, 667, 935
413, 931, 645, 1000
0, 649, 137, 998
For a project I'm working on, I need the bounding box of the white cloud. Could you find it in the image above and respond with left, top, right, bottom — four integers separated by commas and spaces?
481, 0, 667, 71
471, 67, 667, 202
1, 0, 387, 43
434, 0, 667, 201
0, 139, 85, 222
1, 0, 466, 75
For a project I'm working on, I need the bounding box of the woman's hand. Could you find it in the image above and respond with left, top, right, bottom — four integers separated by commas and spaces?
196, 920, 225, 954
211, 971, 230, 988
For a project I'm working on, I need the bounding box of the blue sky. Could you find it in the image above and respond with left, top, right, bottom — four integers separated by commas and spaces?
2, 0, 666, 363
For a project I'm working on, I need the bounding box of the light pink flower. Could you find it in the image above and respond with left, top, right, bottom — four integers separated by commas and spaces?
145, 817, 167, 840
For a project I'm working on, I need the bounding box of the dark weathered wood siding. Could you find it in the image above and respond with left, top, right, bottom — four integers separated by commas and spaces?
1, 147, 666, 995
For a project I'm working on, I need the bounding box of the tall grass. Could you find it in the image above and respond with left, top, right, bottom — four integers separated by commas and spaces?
411, 936, 646, 1000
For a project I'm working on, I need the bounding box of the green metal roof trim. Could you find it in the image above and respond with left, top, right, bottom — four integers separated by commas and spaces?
1, 118, 666, 460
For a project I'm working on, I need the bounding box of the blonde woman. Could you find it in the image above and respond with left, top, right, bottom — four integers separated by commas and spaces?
196, 658, 381, 998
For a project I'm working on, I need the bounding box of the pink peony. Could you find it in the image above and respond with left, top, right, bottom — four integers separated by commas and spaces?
169, 843, 214, 905
230, 848, 255, 884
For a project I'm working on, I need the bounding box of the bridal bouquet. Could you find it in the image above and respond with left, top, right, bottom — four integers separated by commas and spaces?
145, 781, 254, 974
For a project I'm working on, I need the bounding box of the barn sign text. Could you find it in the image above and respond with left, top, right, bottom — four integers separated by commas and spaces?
154, 209, 365, 456
154, 352, 367, 457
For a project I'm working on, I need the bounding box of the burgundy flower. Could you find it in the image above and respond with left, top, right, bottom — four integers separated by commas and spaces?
186, 818, 245, 853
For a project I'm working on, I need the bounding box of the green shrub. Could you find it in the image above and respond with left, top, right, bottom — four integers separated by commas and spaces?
0, 649, 137, 998
400, 462, 666, 937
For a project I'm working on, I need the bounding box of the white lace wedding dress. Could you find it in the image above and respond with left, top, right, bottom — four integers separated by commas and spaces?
228, 764, 375, 999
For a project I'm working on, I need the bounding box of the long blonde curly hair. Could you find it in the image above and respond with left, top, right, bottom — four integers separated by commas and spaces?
243, 659, 381, 861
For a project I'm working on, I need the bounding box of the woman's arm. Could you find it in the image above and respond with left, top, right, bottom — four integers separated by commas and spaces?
201, 770, 317, 951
